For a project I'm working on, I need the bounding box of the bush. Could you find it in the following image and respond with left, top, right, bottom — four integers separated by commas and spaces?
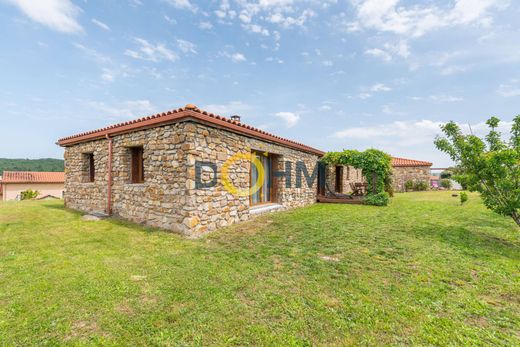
405, 180, 414, 191
414, 181, 429, 191
364, 192, 390, 206
460, 192, 468, 205
440, 170, 452, 179
441, 179, 452, 189
20, 189, 39, 200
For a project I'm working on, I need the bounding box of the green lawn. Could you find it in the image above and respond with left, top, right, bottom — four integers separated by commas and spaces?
0, 192, 519, 346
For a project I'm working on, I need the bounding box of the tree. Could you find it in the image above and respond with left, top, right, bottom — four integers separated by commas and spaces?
434, 116, 520, 227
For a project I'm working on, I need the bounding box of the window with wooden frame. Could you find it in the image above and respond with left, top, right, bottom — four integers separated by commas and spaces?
130, 146, 144, 184
84, 153, 95, 183
250, 151, 274, 205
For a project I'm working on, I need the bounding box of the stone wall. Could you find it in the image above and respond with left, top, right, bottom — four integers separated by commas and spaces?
183, 122, 320, 236
324, 165, 364, 195
63, 121, 320, 236
64, 139, 109, 213
392, 166, 431, 192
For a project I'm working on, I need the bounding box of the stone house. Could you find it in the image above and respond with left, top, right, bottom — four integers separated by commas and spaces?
57, 104, 324, 237
1, 171, 65, 201
391, 157, 432, 192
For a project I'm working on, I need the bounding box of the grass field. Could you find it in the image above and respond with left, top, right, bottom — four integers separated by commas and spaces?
0, 192, 519, 346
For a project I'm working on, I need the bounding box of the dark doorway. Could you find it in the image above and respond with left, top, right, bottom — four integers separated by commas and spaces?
335, 166, 343, 193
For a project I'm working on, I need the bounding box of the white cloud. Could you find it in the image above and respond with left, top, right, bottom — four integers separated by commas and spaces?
334, 119, 442, 144
370, 83, 392, 92
6, 0, 83, 34
242, 23, 270, 36
411, 95, 463, 102
365, 40, 410, 62
333, 119, 514, 146
164, 15, 177, 24
232, 52, 246, 62
322, 60, 333, 67
266, 57, 284, 64
202, 101, 252, 116
275, 111, 300, 128
199, 21, 213, 29
220, 51, 247, 63
349, 0, 505, 38
125, 38, 178, 62
319, 105, 332, 111
85, 99, 156, 119
213, 0, 326, 32
91, 18, 110, 31
129, 0, 143, 7
101, 68, 115, 82
364, 48, 392, 62
73, 43, 112, 64
176, 39, 197, 54
497, 83, 520, 97
164, 0, 197, 12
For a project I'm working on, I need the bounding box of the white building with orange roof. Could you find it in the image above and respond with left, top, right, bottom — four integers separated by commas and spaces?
1, 171, 65, 201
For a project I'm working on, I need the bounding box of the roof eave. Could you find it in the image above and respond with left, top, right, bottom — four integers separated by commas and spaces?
58, 110, 325, 156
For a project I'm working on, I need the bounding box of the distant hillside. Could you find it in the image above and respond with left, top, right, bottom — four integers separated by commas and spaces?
0, 158, 64, 174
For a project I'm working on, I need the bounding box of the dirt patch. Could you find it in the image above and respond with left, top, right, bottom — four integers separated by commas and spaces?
465, 315, 489, 328
65, 320, 107, 341
116, 301, 135, 316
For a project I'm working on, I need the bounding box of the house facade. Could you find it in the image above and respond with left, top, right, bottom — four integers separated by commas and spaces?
391, 157, 433, 192
1, 171, 65, 201
58, 104, 324, 237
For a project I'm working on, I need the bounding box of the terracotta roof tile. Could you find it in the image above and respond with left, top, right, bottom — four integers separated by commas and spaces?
391, 157, 433, 167
57, 104, 324, 156
1, 171, 65, 183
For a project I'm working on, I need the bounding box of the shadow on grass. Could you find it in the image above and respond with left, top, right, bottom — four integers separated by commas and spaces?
413, 221, 520, 261
40, 202, 172, 235
41, 203, 66, 211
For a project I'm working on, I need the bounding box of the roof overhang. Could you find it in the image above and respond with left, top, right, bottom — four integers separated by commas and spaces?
57, 107, 324, 156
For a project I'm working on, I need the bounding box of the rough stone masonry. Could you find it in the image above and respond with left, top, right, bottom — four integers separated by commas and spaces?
60, 105, 323, 237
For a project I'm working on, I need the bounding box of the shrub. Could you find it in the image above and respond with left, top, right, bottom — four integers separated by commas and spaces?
20, 189, 39, 200
414, 181, 429, 191
405, 180, 414, 191
364, 192, 390, 206
441, 179, 452, 189
460, 192, 468, 205
440, 170, 452, 179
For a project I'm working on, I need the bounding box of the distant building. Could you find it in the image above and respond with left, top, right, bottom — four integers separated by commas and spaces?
391, 157, 433, 192
0, 171, 65, 201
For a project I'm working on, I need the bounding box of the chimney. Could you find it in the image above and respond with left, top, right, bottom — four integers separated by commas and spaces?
230, 115, 241, 123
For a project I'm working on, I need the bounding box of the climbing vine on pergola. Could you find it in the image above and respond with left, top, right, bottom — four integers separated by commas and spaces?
321, 149, 393, 205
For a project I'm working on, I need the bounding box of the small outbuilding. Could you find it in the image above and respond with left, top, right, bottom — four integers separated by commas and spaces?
1, 171, 65, 201
391, 157, 433, 192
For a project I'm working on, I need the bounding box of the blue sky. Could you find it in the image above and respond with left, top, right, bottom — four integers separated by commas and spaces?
1, 0, 519, 166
